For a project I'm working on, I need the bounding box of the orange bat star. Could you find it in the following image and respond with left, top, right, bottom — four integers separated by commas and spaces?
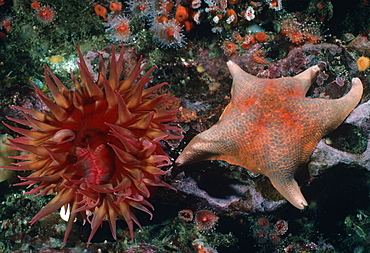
176, 61, 363, 209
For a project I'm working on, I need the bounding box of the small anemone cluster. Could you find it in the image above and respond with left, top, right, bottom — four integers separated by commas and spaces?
2, 45, 182, 247
102, 0, 287, 49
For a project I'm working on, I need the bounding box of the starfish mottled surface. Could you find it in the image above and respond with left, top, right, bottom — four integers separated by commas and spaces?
176, 61, 363, 209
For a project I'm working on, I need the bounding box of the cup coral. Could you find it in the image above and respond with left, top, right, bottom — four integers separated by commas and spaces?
2, 45, 182, 247
356, 56, 370, 71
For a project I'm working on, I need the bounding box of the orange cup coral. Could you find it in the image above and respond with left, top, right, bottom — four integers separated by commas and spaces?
94, 4, 107, 20
109, 3, 122, 12
255, 32, 269, 42
356, 56, 370, 71
175, 6, 189, 22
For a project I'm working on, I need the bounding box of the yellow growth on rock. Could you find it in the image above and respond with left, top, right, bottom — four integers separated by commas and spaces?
0, 134, 17, 182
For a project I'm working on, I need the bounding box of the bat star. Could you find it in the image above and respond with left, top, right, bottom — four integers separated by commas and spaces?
176, 61, 363, 209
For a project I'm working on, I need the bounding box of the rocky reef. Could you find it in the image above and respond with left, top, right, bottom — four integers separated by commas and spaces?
0, 0, 369, 252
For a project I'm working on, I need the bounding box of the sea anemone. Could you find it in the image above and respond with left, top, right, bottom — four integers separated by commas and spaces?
175, 6, 189, 22
178, 209, 194, 222
222, 40, 237, 56
152, 19, 186, 48
2, 45, 182, 247
242, 6, 255, 21
274, 219, 288, 235
158, 0, 174, 16
255, 217, 270, 229
31, 1, 41, 10
127, 0, 155, 21
253, 229, 269, 244
255, 32, 269, 42
269, 231, 281, 245
226, 9, 238, 25
268, 0, 283, 11
106, 15, 131, 42
109, 2, 122, 12
194, 210, 219, 231
35, 5, 57, 24
241, 35, 256, 49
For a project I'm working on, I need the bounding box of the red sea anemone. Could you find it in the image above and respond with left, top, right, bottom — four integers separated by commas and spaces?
35, 5, 57, 24
194, 210, 219, 231
178, 209, 194, 222
255, 217, 270, 229
274, 219, 288, 235
2, 45, 182, 247
222, 40, 237, 56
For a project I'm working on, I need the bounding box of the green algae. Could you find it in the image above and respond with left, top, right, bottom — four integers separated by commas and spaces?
111, 216, 237, 252
1, 0, 106, 91
325, 124, 368, 154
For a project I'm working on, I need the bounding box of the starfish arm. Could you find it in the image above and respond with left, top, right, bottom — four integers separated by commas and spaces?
335, 77, 363, 113
294, 65, 320, 93
175, 124, 236, 166
267, 171, 308, 209
306, 77, 363, 135
227, 61, 260, 102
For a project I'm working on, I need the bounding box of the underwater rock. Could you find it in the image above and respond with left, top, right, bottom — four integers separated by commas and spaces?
172, 162, 286, 214
348, 34, 370, 56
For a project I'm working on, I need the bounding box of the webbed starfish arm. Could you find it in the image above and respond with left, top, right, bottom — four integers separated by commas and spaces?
227, 61, 260, 101
333, 77, 363, 113
266, 169, 308, 209
305, 77, 363, 134
294, 65, 320, 93
176, 125, 232, 166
